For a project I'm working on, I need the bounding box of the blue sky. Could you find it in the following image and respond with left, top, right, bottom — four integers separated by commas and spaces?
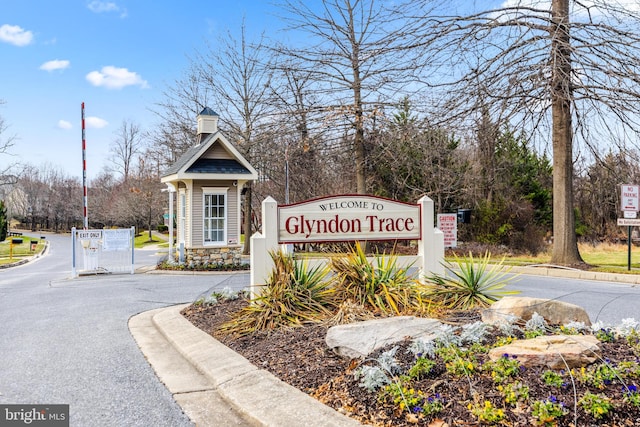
0, 0, 278, 180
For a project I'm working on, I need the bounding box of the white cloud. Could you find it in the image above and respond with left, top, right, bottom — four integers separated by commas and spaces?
58, 120, 73, 130
85, 66, 149, 90
0, 24, 34, 46
85, 116, 108, 129
87, 1, 127, 17
40, 59, 70, 72
87, 1, 118, 13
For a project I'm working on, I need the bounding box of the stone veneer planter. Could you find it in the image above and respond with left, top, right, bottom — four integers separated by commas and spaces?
183, 246, 245, 268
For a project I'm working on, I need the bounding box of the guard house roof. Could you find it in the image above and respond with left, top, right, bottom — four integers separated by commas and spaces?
160, 122, 258, 183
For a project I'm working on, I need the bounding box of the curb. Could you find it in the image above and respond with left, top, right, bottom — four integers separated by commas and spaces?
133, 305, 362, 427
507, 265, 640, 285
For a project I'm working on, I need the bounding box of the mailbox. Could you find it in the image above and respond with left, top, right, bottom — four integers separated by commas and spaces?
11, 238, 23, 245
457, 209, 472, 224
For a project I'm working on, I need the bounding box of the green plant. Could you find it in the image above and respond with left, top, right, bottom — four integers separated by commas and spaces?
579, 391, 613, 420
424, 251, 519, 309
445, 353, 478, 377
418, 393, 445, 417
578, 363, 618, 389
557, 321, 588, 335
407, 357, 436, 380
531, 396, 567, 426
485, 353, 521, 384
382, 381, 424, 413
221, 250, 334, 336
497, 381, 529, 406
594, 327, 615, 343
541, 370, 566, 388
468, 400, 505, 424
330, 242, 416, 314
618, 361, 640, 379
493, 335, 516, 347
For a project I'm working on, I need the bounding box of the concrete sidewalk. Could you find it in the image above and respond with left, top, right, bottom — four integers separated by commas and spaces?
129, 305, 361, 427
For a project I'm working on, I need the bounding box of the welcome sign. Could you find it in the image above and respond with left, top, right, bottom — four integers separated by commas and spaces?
278, 195, 421, 243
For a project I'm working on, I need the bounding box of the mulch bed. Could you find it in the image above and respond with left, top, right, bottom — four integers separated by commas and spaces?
182, 299, 640, 426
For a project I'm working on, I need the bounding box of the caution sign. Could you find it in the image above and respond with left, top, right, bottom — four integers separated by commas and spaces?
437, 213, 457, 248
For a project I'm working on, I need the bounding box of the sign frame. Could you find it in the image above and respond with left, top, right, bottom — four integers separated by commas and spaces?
277, 194, 421, 244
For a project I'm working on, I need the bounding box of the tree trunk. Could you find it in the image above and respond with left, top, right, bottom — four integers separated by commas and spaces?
550, 0, 583, 265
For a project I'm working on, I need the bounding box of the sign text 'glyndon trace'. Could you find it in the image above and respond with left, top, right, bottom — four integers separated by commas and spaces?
278, 195, 421, 243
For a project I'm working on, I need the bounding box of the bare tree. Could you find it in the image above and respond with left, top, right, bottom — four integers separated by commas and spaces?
0, 100, 18, 185
121, 158, 165, 241
274, 0, 437, 194
423, 0, 640, 265
109, 119, 143, 182
195, 22, 275, 254
149, 70, 210, 169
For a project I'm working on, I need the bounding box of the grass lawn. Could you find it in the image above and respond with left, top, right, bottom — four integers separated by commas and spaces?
0, 235, 46, 265
134, 231, 169, 249
492, 242, 640, 274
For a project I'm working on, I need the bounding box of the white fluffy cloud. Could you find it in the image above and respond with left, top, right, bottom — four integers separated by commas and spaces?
87, 1, 118, 13
85, 116, 108, 129
40, 59, 70, 72
85, 66, 149, 90
87, 1, 127, 17
58, 120, 73, 130
0, 24, 33, 46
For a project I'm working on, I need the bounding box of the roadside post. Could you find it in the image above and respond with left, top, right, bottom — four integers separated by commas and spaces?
619, 184, 640, 270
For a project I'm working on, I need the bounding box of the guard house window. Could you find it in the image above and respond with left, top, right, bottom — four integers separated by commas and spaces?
203, 188, 227, 244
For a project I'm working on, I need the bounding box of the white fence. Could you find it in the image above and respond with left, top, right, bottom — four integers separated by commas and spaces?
71, 227, 135, 277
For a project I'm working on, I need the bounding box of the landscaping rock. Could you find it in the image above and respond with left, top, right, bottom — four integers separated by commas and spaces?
325, 316, 442, 359
489, 334, 601, 369
481, 296, 591, 326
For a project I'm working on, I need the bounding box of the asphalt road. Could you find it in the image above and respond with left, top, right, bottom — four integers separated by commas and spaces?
0, 233, 249, 426
503, 271, 640, 325
2, 234, 640, 426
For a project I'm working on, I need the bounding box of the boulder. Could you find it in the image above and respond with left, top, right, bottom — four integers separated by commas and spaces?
488, 334, 601, 369
482, 296, 591, 326
325, 316, 442, 359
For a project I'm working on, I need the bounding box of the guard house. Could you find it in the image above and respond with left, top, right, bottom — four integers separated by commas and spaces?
161, 108, 258, 266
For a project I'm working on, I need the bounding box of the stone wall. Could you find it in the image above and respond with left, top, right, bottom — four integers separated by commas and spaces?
183, 246, 245, 268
